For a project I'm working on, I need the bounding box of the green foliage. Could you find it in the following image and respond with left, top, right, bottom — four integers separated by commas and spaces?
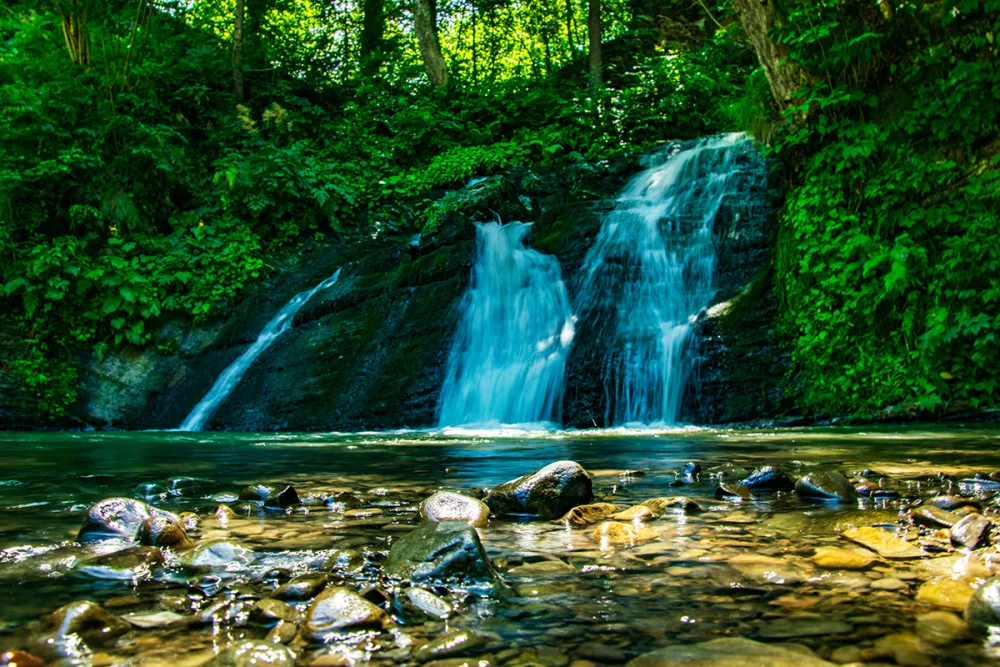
767, 0, 1000, 416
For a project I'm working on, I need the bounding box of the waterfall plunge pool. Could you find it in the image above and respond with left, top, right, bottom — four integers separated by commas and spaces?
2, 427, 1000, 664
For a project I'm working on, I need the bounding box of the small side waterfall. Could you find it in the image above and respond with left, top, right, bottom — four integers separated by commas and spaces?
178, 269, 342, 432
438, 222, 574, 427
575, 133, 762, 426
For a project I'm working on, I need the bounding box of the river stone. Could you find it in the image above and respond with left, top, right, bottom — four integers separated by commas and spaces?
239, 483, 276, 502
140, 512, 194, 550
272, 574, 329, 600
738, 466, 794, 491
872, 632, 932, 667
915, 611, 968, 644
794, 472, 857, 502
964, 575, 1000, 629
715, 483, 751, 501
508, 560, 576, 576
625, 638, 834, 666
640, 497, 701, 513
302, 587, 390, 641
184, 540, 253, 567
167, 476, 204, 496
383, 521, 507, 595
809, 546, 877, 570
554, 503, 620, 526
484, 461, 593, 519
250, 599, 299, 624
77, 497, 182, 544
611, 505, 656, 521
46, 600, 131, 643
950, 513, 991, 549
401, 587, 453, 620
122, 610, 187, 629
414, 629, 490, 662
843, 527, 925, 559
211, 640, 295, 666
929, 495, 981, 511
325, 549, 365, 574
591, 522, 658, 548
133, 482, 167, 501
679, 462, 701, 476
909, 505, 960, 528
77, 545, 164, 579
264, 485, 301, 510
420, 491, 491, 527
917, 576, 977, 610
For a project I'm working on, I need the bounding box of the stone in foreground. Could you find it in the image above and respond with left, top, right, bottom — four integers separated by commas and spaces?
211, 640, 295, 666
842, 527, 925, 559
303, 587, 390, 642
625, 637, 834, 666
484, 461, 593, 519
420, 491, 491, 527
965, 575, 1000, 630
794, 472, 857, 502
383, 521, 507, 595
78, 497, 189, 546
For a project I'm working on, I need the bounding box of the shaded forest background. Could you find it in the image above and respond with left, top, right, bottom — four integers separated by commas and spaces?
1, 0, 998, 423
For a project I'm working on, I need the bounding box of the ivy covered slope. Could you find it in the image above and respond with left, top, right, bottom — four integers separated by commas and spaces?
0, 0, 753, 426
744, 0, 1000, 418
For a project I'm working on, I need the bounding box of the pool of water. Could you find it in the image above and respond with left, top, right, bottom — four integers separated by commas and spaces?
2, 426, 1000, 665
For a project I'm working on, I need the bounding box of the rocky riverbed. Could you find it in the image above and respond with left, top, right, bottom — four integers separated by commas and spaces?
3, 428, 1000, 665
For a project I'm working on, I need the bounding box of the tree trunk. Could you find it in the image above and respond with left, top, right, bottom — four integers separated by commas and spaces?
245, 0, 267, 71
565, 0, 576, 56
415, 0, 447, 86
730, 0, 811, 108
233, 0, 245, 101
57, 0, 91, 65
361, 0, 385, 75
588, 0, 601, 87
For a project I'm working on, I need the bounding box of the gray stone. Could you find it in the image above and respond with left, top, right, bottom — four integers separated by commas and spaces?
484, 461, 593, 519
794, 472, 857, 502
302, 587, 391, 642
965, 575, 1000, 630
383, 521, 507, 595
951, 514, 991, 550
420, 491, 491, 527
738, 466, 794, 491
272, 574, 329, 601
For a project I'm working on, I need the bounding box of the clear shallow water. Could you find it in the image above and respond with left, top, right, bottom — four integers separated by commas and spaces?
2, 426, 1000, 664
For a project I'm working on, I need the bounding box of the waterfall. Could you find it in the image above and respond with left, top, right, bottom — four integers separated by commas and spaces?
575, 133, 762, 426
438, 222, 574, 427
178, 269, 342, 432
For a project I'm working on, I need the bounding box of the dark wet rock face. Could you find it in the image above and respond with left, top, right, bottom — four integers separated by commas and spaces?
383, 521, 507, 595
739, 466, 794, 491
484, 461, 594, 519
794, 472, 858, 502
302, 587, 391, 641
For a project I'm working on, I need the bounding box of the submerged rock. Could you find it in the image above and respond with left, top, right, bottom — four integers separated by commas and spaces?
715, 483, 751, 501
484, 461, 593, 519
738, 466, 794, 491
394, 587, 453, 621
640, 497, 701, 513
37, 600, 131, 656
271, 574, 329, 601
302, 587, 391, 641
212, 640, 295, 666
909, 505, 960, 528
794, 472, 857, 502
140, 512, 194, 550
929, 495, 981, 511
414, 629, 491, 662
964, 575, 1000, 630
184, 540, 253, 568
249, 599, 299, 624
842, 527, 924, 559
420, 491, 491, 527
611, 505, 656, 521
77, 545, 164, 579
383, 521, 507, 595
591, 521, 658, 548
626, 637, 834, 666
808, 546, 876, 570
554, 502, 620, 526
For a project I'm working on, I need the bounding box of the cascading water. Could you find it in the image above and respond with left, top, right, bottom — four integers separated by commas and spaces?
178, 268, 342, 432
438, 222, 575, 427
575, 133, 764, 426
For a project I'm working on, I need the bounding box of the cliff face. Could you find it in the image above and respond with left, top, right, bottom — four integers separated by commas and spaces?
6, 144, 791, 431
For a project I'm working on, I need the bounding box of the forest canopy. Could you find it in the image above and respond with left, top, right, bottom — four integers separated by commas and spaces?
1, 0, 998, 423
